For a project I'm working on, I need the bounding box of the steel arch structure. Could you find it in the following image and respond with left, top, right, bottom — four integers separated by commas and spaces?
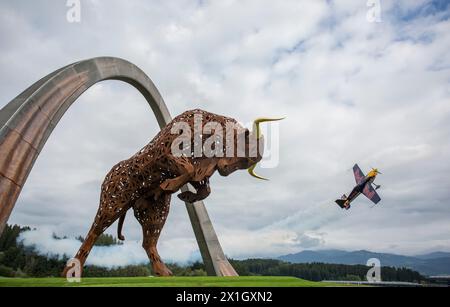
0, 57, 237, 276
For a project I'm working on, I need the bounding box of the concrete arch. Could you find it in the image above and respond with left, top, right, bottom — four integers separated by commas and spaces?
0, 57, 237, 276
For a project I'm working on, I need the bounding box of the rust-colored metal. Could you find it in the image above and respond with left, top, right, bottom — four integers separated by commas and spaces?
63, 109, 261, 276
0, 57, 240, 277
0, 58, 170, 235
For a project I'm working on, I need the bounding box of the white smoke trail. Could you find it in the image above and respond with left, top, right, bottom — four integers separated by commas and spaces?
219, 199, 344, 259
17, 227, 199, 268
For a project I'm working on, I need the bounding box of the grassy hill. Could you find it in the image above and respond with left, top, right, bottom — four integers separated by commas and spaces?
0, 276, 337, 287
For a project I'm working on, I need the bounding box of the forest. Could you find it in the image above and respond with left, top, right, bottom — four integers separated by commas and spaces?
0, 224, 424, 283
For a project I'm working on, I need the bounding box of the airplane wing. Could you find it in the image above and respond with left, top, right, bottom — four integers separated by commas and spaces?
362, 183, 381, 204
353, 164, 365, 184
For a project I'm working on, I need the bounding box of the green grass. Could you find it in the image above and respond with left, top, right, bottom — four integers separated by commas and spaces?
0, 276, 340, 287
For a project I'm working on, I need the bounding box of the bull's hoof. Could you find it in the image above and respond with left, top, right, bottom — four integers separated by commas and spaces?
61, 265, 72, 278
177, 191, 198, 203
62, 262, 83, 278
152, 262, 173, 277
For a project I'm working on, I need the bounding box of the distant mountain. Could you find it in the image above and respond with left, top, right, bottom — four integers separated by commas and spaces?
415, 252, 450, 260
278, 250, 450, 276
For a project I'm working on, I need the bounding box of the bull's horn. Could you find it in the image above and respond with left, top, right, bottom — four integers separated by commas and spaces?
248, 117, 285, 180
248, 164, 269, 181
252, 117, 285, 139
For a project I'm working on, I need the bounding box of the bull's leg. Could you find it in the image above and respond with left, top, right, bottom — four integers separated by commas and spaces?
157, 156, 195, 196
133, 195, 172, 276
159, 173, 191, 194
62, 202, 129, 277
177, 178, 211, 203
62, 226, 99, 278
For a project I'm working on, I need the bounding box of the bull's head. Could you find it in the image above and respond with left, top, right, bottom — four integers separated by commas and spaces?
217, 117, 284, 180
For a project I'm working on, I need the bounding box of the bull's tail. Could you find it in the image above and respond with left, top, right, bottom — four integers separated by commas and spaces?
117, 211, 127, 241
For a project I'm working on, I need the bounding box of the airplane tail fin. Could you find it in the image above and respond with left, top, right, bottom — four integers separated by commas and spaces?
335, 194, 348, 209
335, 199, 347, 208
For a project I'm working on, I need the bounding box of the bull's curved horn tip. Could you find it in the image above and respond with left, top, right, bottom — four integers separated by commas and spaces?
248, 165, 269, 181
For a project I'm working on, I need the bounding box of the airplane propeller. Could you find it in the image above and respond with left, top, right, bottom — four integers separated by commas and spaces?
371, 167, 382, 175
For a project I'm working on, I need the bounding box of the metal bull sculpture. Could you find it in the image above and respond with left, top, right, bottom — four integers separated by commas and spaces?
63, 109, 283, 277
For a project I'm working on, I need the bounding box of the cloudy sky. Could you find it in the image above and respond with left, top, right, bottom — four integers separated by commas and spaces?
1, 0, 449, 266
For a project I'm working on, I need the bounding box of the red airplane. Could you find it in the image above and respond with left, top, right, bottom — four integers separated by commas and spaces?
335, 164, 382, 210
